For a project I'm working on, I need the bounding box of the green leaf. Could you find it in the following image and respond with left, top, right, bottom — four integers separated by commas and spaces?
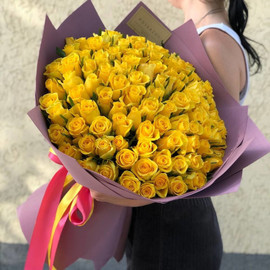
56, 47, 66, 58
68, 97, 75, 107
110, 59, 115, 66
145, 81, 151, 88
165, 77, 170, 89
111, 36, 114, 46
60, 114, 68, 123
61, 133, 73, 139
98, 28, 102, 36
180, 85, 186, 92
128, 42, 132, 48
90, 49, 94, 57
141, 115, 147, 122
161, 40, 165, 47
188, 70, 193, 76
92, 92, 98, 102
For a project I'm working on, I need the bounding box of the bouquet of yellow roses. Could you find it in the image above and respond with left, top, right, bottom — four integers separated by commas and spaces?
17, 1, 270, 270
40, 29, 227, 200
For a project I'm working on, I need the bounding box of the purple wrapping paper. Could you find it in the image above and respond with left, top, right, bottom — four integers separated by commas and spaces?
18, 0, 270, 269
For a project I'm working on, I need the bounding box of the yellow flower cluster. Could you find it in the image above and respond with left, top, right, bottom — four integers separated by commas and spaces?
40, 30, 227, 198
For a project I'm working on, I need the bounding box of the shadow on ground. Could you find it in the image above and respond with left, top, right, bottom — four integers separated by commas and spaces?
1, 243, 270, 270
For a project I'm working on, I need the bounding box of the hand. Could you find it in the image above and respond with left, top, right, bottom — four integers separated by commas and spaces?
90, 190, 153, 207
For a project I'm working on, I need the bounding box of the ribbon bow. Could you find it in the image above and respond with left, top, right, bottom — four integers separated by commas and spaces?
24, 149, 94, 270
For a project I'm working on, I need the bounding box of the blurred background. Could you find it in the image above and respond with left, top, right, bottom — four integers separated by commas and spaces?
0, 0, 269, 269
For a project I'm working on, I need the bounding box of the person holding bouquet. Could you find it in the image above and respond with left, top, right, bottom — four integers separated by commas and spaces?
76, 0, 261, 269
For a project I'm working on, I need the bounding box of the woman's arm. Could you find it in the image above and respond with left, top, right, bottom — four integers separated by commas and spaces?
200, 28, 247, 102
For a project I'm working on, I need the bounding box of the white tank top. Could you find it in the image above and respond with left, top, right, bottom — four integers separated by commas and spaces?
197, 23, 250, 105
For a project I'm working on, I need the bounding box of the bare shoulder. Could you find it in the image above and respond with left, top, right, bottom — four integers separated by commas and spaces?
200, 28, 246, 101
200, 28, 243, 61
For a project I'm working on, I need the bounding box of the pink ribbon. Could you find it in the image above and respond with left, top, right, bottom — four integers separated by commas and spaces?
24, 151, 94, 270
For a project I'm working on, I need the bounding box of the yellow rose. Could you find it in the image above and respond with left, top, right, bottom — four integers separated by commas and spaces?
109, 73, 130, 92
78, 157, 97, 171
140, 183, 156, 199
136, 120, 160, 141
44, 58, 62, 79
139, 97, 164, 121
127, 107, 141, 130
201, 160, 211, 174
148, 60, 167, 75
93, 50, 109, 67
151, 172, 169, 198
128, 71, 150, 85
46, 101, 71, 126
112, 113, 133, 137
95, 136, 116, 159
48, 124, 71, 145
80, 99, 100, 125
205, 157, 223, 172
108, 102, 127, 120
98, 63, 112, 85
63, 43, 79, 56
188, 120, 203, 135
215, 119, 227, 138
184, 172, 206, 190
169, 91, 191, 112
186, 135, 201, 153
128, 35, 146, 44
122, 85, 146, 106
153, 149, 172, 173
184, 81, 203, 104
69, 103, 81, 117
75, 37, 90, 50
153, 114, 171, 135
89, 116, 112, 138
113, 135, 129, 151
156, 130, 186, 152
39, 93, 59, 110
168, 176, 188, 196
118, 38, 130, 51
201, 120, 212, 139
135, 139, 157, 158
87, 36, 104, 51
159, 100, 177, 118
197, 139, 212, 156
60, 52, 82, 77
106, 46, 121, 60
45, 78, 66, 99
96, 86, 113, 115
173, 77, 186, 92
186, 153, 204, 170
170, 114, 190, 133
82, 58, 97, 78
188, 106, 208, 124
97, 160, 118, 181
85, 73, 100, 97
122, 54, 141, 68
58, 142, 82, 160
131, 158, 158, 181
78, 134, 96, 155
61, 71, 84, 93
172, 155, 189, 175
119, 171, 141, 194
66, 116, 88, 137
145, 85, 164, 101
154, 74, 167, 88
138, 63, 156, 81
68, 84, 90, 104
116, 149, 138, 170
